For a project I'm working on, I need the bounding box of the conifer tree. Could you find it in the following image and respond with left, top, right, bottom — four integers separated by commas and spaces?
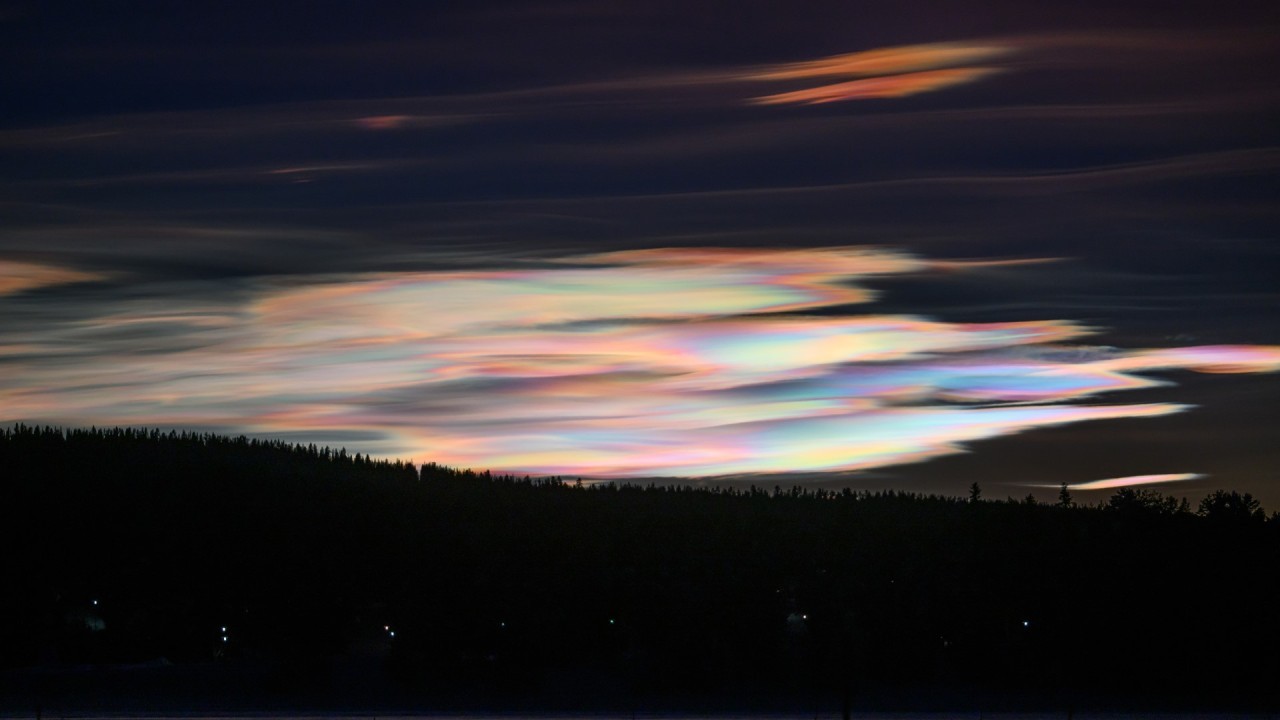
1057, 482, 1074, 508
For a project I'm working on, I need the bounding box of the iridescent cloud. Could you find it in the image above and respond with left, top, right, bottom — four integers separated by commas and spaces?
3, 247, 1278, 477
1089, 345, 1280, 374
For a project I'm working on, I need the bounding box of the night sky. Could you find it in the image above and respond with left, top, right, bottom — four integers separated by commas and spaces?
3, 1, 1279, 506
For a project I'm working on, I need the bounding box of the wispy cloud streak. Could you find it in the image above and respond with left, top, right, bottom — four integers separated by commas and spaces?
1033, 473, 1206, 491
750, 67, 1002, 105
747, 41, 1014, 105
747, 43, 1012, 81
0, 260, 104, 296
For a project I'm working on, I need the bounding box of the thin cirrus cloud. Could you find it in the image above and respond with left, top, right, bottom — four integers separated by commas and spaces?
4, 247, 1280, 477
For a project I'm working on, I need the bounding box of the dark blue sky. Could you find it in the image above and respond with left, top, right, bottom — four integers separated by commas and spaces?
3, 1, 1278, 505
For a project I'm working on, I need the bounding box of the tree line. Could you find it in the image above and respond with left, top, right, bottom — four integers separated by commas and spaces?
1, 424, 1277, 712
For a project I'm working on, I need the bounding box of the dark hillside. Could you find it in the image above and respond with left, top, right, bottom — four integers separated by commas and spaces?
1, 425, 1277, 713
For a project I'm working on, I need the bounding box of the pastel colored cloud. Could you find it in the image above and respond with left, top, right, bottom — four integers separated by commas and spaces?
247, 246, 923, 344
1035, 473, 1206, 491
3, 247, 1278, 478
1089, 345, 1280, 374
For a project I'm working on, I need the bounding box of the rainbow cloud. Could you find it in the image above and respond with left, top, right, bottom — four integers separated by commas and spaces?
3, 247, 1279, 478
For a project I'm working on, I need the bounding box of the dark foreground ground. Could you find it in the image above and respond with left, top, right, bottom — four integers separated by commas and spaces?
1, 657, 1275, 720
3, 427, 1278, 718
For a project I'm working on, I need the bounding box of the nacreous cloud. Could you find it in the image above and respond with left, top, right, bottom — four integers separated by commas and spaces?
3, 247, 1279, 477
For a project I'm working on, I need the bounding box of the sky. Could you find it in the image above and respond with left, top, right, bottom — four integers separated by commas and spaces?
2, 0, 1279, 506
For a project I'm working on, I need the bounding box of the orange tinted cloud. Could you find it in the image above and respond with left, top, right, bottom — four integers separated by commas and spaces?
354, 115, 413, 130
745, 40, 1014, 105
751, 67, 1002, 105
0, 260, 103, 296
748, 42, 1012, 81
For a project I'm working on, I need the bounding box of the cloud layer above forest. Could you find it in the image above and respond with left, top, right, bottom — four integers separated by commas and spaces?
4, 247, 1278, 478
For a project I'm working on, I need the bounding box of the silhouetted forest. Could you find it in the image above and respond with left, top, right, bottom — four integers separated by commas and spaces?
2, 424, 1277, 713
